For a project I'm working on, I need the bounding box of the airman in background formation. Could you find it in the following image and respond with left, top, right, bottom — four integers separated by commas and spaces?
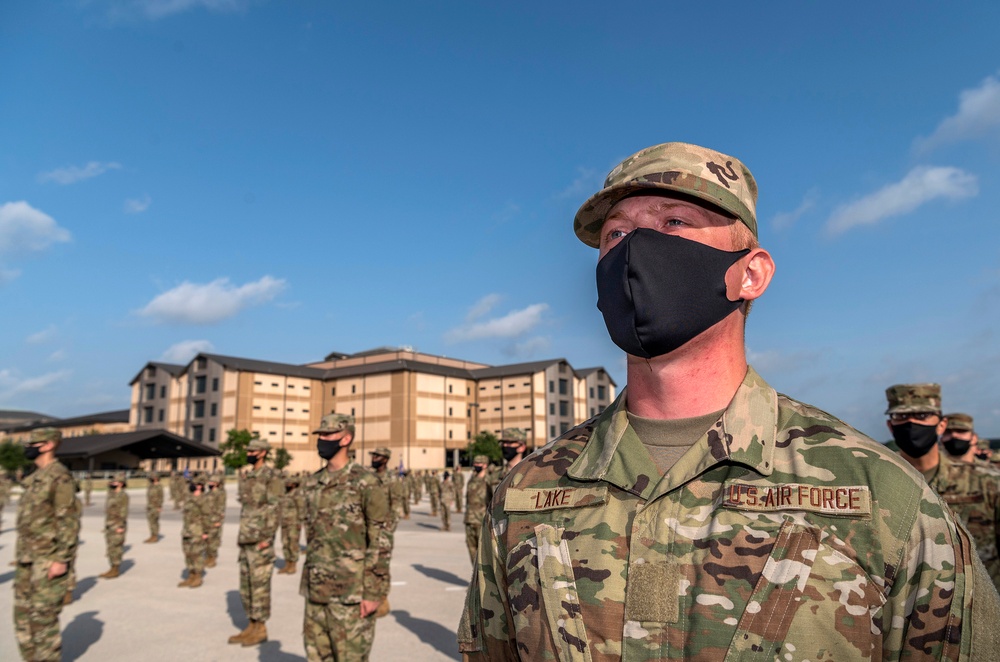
497, 427, 527, 479
205, 473, 226, 567
425, 470, 440, 516
62, 478, 83, 607
178, 473, 211, 589
302, 413, 392, 661
277, 472, 302, 575
145, 472, 164, 543
439, 471, 456, 532
887, 386, 1000, 593
14, 428, 80, 662
228, 437, 282, 648
99, 472, 128, 579
82, 472, 93, 506
0, 471, 12, 532
462, 455, 493, 563
452, 465, 464, 513
410, 469, 422, 504
399, 470, 411, 520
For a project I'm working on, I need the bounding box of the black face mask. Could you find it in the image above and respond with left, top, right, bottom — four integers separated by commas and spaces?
371, 458, 388, 470
24, 445, 42, 461
943, 437, 971, 457
188, 484, 199, 493
473, 465, 486, 473
891, 422, 939, 458
596, 228, 749, 359
317, 439, 339, 460
501, 445, 521, 463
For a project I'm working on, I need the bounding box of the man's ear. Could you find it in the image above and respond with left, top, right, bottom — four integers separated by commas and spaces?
340, 432, 354, 448
735, 248, 775, 302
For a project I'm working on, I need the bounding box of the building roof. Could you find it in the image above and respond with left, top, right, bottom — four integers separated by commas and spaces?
190, 353, 327, 380
128, 361, 186, 385
469, 359, 565, 380
55, 429, 220, 460
0, 409, 56, 430
574, 367, 618, 387
4, 409, 130, 434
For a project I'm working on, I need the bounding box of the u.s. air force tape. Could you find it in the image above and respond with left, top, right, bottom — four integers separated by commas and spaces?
504, 485, 607, 512
722, 482, 871, 518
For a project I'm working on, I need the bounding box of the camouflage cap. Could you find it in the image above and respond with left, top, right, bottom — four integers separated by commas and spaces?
885, 383, 942, 415
112, 472, 127, 483
313, 412, 355, 435
944, 412, 974, 432
574, 142, 759, 248
500, 428, 527, 443
368, 447, 392, 458
473, 455, 489, 465
191, 473, 208, 486
247, 437, 271, 452
28, 427, 62, 444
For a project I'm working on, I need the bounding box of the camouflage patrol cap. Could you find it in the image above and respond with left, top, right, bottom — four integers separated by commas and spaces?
112, 472, 126, 483
29, 427, 62, 444
246, 438, 271, 452
500, 428, 527, 443
313, 412, 355, 435
191, 473, 209, 486
473, 455, 489, 464
944, 412, 973, 432
884, 383, 942, 415
574, 142, 759, 248
368, 447, 392, 458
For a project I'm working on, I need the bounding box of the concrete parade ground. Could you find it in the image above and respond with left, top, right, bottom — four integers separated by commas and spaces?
0, 486, 470, 661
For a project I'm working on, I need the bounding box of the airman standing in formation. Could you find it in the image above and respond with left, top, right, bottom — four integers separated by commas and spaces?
439, 471, 456, 532
99, 472, 128, 579
228, 437, 283, 648
205, 474, 226, 568
301, 413, 392, 661
452, 465, 464, 513
14, 428, 80, 662
62, 478, 83, 607
497, 428, 527, 479
460, 142, 999, 660
82, 472, 93, 507
411, 469, 423, 504
462, 455, 493, 563
178, 473, 211, 589
0, 471, 12, 533
886, 385, 1000, 593
145, 472, 163, 543
399, 471, 411, 520
277, 472, 302, 575
425, 470, 440, 516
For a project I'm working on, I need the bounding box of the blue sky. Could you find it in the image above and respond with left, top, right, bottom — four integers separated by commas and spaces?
2, 1, 999, 441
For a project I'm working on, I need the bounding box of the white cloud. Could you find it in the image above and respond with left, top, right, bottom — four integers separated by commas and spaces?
124, 194, 152, 213
47, 349, 68, 362
824, 166, 977, 236
160, 339, 215, 363
554, 167, 602, 201
0, 268, 21, 285
446, 303, 548, 343
97, 0, 251, 20
138, 275, 287, 324
0, 201, 72, 254
915, 72, 1000, 153
466, 294, 502, 322
38, 161, 121, 185
0, 369, 72, 401
771, 189, 818, 231
502, 336, 551, 358
26, 325, 57, 344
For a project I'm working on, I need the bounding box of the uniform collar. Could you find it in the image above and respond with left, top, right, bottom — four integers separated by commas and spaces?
317, 460, 356, 484
567, 366, 778, 500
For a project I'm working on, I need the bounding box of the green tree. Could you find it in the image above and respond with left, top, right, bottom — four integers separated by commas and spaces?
0, 438, 31, 473
220, 429, 257, 470
274, 447, 291, 470
463, 431, 501, 466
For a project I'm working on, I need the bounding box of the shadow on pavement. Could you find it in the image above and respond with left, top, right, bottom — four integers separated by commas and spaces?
0, 570, 13, 585
62, 610, 104, 660
415, 523, 441, 531
411, 564, 468, 587
73, 576, 98, 601
118, 559, 136, 576
227, 589, 249, 630
391, 610, 461, 660
257, 639, 305, 661
123, 544, 132, 554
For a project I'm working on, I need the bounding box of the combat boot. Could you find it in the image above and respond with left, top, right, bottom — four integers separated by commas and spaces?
177, 572, 195, 588
144, 535, 158, 543
228, 622, 253, 644
206, 556, 217, 568
277, 561, 296, 574
100, 565, 120, 579
241, 620, 268, 647
63, 591, 73, 606
188, 570, 203, 588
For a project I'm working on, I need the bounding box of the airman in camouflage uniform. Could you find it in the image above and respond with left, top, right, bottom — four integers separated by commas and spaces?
82, 472, 92, 507
411, 469, 423, 504
498, 428, 528, 479
14, 428, 80, 662
369, 447, 404, 532
439, 471, 456, 531
399, 471, 411, 520
277, 472, 302, 575
99, 472, 128, 579
453, 465, 465, 513
463, 455, 493, 563
460, 143, 999, 660
178, 473, 211, 589
425, 470, 440, 515
302, 413, 392, 661
887, 388, 1000, 594
205, 473, 226, 567
145, 472, 164, 542
0, 471, 12, 533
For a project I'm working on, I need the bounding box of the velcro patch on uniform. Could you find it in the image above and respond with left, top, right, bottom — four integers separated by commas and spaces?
504, 486, 607, 512
722, 482, 871, 518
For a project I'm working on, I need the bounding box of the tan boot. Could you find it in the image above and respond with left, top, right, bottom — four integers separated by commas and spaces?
188, 570, 203, 588
206, 556, 217, 568
177, 572, 195, 588
63, 591, 73, 606
228, 621, 254, 645
100, 565, 120, 579
241, 620, 268, 647
144, 535, 158, 543
277, 561, 296, 574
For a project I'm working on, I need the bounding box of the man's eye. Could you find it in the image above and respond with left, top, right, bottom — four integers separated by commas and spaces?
607, 228, 628, 240
665, 218, 686, 227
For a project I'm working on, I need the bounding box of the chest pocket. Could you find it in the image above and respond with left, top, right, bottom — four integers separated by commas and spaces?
725, 521, 886, 662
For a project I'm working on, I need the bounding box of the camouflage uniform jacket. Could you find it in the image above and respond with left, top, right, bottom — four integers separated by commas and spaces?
931, 452, 1000, 588
440, 479, 457, 504
15, 460, 79, 564
181, 493, 213, 538
147, 482, 164, 511
373, 471, 401, 526
300, 462, 391, 605
105, 491, 128, 532
237, 465, 283, 545
280, 485, 300, 525
460, 368, 979, 661
208, 486, 226, 524
464, 471, 493, 526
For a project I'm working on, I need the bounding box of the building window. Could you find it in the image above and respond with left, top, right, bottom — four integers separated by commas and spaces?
196, 357, 207, 370
270, 407, 278, 412
158, 409, 164, 422
210, 403, 217, 417
524, 405, 531, 409
192, 425, 203, 442
269, 431, 276, 436
160, 385, 166, 398
479, 386, 486, 391
350, 408, 355, 416
209, 428, 216, 443
550, 425, 556, 438
448, 384, 453, 394
143, 406, 153, 424
195, 375, 206, 394
331, 387, 336, 396
145, 383, 155, 400
255, 381, 262, 386
549, 403, 555, 416
589, 387, 594, 398
147, 366, 157, 378
479, 408, 486, 413
352, 385, 357, 394
286, 431, 293, 436
494, 407, 501, 411
272, 382, 279, 387
560, 422, 569, 434
509, 406, 515, 411
548, 381, 554, 393
303, 385, 310, 391
466, 387, 470, 395
598, 385, 606, 400
212, 377, 219, 392
591, 408, 596, 417
559, 400, 569, 416
288, 384, 295, 389
508, 383, 515, 389
448, 407, 453, 416
303, 408, 309, 413
493, 385, 500, 390
287, 408, 294, 412
448, 430, 453, 439
559, 379, 568, 395
523, 382, 530, 386
193, 400, 205, 418
253, 405, 261, 410
467, 431, 471, 439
